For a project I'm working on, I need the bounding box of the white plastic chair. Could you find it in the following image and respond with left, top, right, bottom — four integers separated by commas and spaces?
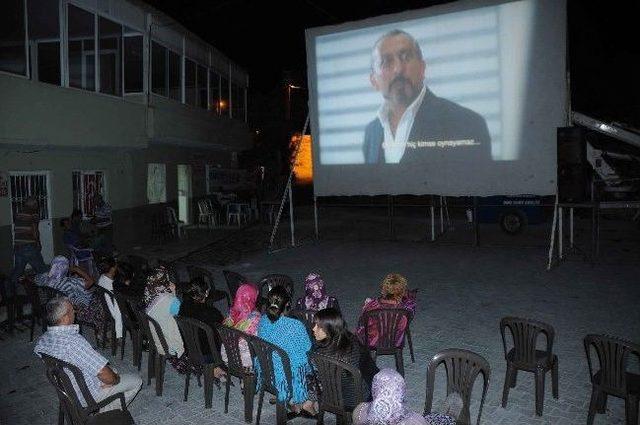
166, 206, 186, 238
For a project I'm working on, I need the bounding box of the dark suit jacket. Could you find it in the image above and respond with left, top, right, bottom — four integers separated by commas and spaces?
363, 89, 491, 164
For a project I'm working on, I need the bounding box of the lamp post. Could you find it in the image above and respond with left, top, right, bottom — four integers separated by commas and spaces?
286, 83, 301, 120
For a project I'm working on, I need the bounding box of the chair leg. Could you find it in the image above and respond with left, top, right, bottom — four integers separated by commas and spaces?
224, 375, 231, 414
510, 369, 518, 388
587, 387, 600, 425
552, 357, 559, 399
317, 410, 325, 425
120, 328, 126, 361
256, 390, 265, 425
395, 350, 405, 377
30, 316, 36, 342
276, 401, 287, 425
502, 364, 515, 408
534, 369, 545, 416
147, 349, 155, 386
243, 375, 256, 423
406, 328, 415, 363
184, 373, 190, 402
111, 325, 117, 357
204, 371, 213, 409
625, 395, 638, 425
155, 356, 165, 396
597, 393, 608, 414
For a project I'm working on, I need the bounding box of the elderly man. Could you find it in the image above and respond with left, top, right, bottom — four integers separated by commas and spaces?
363, 29, 491, 164
34, 297, 142, 411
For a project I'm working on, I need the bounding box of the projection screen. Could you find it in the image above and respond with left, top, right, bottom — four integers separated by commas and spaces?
306, 0, 567, 196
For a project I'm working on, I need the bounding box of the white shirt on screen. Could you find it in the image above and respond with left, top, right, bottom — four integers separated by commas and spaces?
377, 84, 427, 164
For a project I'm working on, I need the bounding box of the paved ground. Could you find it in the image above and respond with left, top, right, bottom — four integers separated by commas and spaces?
1, 217, 639, 424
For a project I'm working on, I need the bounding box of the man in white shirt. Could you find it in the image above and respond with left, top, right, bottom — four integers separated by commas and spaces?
363, 29, 491, 165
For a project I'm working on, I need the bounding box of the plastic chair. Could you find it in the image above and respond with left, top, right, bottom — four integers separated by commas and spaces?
215, 323, 257, 423
204, 199, 221, 226
310, 352, 363, 424
584, 334, 640, 425
114, 293, 143, 368
357, 308, 413, 376
175, 316, 223, 408
227, 203, 245, 226
94, 286, 118, 357
500, 316, 559, 415
222, 270, 249, 300
187, 265, 231, 308
165, 207, 186, 239
424, 349, 491, 425
249, 336, 294, 425
39, 353, 135, 425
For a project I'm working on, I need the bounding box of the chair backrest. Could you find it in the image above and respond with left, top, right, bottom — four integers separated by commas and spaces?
145, 313, 172, 357
222, 270, 248, 299
198, 200, 208, 215
113, 293, 139, 332
358, 308, 411, 351
424, 349, 490, 425
259, 274, 294, 299
187, 265, 216, 290
310, 352, 363, 415
175, 316, 222, 369
215, 323, 254, 377
500, 316, 555, 365
584, 334, 640, 396
126, 300, 154, 345
93, 285, 115, 313
39, 353, 98, 424
249, 336, 294, 400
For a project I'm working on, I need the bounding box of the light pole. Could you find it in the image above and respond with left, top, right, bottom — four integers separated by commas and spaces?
287, 84, 301, 120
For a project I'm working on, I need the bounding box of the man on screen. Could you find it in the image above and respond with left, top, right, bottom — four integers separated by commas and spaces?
363, 29, 491, 164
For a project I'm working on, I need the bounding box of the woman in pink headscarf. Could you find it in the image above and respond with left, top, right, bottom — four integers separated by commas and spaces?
294, 272, 339, 312
221, 283, 261, 367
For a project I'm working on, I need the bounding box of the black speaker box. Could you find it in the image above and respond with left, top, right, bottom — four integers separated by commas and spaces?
557, 127, 589, 203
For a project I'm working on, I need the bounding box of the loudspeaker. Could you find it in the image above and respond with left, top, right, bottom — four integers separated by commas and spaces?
557, 127, 588, 203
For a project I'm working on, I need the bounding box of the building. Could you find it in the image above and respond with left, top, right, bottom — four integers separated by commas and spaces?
0, 0, 252, 270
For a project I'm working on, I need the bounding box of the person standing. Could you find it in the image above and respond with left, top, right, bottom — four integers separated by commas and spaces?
5, 198, 48, 331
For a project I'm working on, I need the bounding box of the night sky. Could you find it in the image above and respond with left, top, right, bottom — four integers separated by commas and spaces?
143, 0, 640, 128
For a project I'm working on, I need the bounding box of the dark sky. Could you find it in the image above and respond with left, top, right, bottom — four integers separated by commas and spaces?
143, 0, 639, 127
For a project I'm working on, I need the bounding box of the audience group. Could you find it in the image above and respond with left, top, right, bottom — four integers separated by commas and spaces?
28, 251, 462, 424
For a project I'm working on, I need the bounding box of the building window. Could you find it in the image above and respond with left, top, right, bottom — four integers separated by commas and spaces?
98, 17, 122, 96
28, 0, 61, 85
185, 58, 196, 106
124, 28, 143, 93
168, 49, 181, 101
0, 0, 27, 76
68, 5, 95, 91
151, 41, 166, 96
147, 163, 166, 204
197, 64, 207, 109
208, 70, 220, 114
220, 76, 229, 117
72, 170, 105, 218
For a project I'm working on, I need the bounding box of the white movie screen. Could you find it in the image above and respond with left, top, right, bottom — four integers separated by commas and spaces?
306, 0, 567, 196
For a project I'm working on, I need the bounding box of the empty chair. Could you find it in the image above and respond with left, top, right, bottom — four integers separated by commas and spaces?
249, 336, 294, 425
584, 334, 640, 425
216, 323, 258, 423
500, 316, 559, 416
357, 308, 413, 376
204, 198, 221, 226
174, 316, 223, 408
113, 293, 143, 368
227, 203, 245, 226
187, 265, 231, 308
222, 269, 250, 299
93, 286, 119, 356
310, 352, 364, 424
197, 199, 218, 228
165, 206, 186, 239
39, 353, 135, 425
424, 348, 491, 425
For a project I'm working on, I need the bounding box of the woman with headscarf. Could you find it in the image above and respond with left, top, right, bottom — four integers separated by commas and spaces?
144, 266, 187, 371
221, 283, 261, 368
36, 255, 105, 330
257, 285, 316, 416
294, 272, 339, 312
356, 273, 417, 349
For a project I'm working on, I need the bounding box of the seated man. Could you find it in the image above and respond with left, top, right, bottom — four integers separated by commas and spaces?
34, 296, 142, 411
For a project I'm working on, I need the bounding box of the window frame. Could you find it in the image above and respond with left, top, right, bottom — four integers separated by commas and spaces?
72, 169, 107, 219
